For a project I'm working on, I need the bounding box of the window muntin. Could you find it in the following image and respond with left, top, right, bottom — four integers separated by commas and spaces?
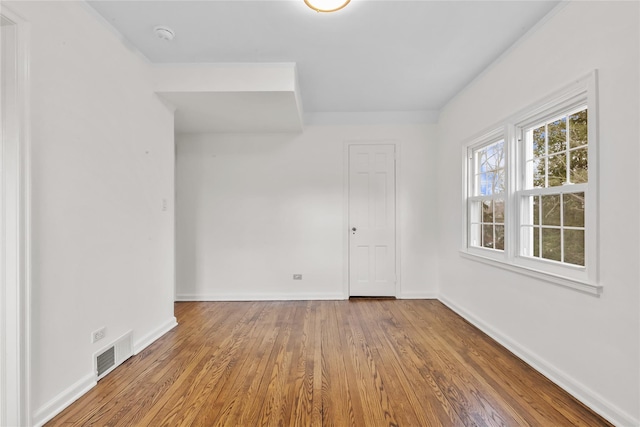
524, 108, 588, 189
474, 140, 505, 196
468, 139, 505, 251
519, 106, 588, 267
520, 192, 585, 265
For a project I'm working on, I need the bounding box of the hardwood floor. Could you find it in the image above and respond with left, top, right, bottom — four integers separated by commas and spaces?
47, 300, 611, 426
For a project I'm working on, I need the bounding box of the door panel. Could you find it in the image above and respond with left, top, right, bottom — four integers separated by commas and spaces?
349, 144, 396, 296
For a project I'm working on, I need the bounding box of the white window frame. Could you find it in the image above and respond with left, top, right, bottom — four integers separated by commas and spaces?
463, 128, 507, 262
461, 71, 600, 295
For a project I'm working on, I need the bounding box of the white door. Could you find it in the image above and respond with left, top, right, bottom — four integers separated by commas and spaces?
348, 144, 396, 296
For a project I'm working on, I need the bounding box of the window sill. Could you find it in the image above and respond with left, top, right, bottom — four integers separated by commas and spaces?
459, 250, 602, 296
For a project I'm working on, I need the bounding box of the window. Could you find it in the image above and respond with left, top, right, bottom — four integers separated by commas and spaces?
519, 107, 588, 266
462, 72, 599, 293
467, 135, 506, 253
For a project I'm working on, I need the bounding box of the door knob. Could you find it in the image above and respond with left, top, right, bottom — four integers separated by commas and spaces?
351, 227, 357, 233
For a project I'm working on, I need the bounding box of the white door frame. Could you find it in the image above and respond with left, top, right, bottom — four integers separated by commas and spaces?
1, 6, 31, 427
342, 140, 401, 299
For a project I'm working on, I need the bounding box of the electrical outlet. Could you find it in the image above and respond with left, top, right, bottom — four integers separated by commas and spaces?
92, 327, 106, 343
293, 274, 302, 280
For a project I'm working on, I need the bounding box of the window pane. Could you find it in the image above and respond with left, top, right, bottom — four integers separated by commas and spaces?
479, 173, 492, 196
541, 228, 561, 261
569, 147, 588, 184
478, 150, 488, 173
564, 229, 585, 266
497, 144, 505, 169
493, 170, 505, 194
547, 153, 567, 187
495, 225, 504, 250
482, 224, 494, 249
487, 172, 497, 194
563, 192, 585, 227
533, 226, 540, 257
548, 117, 567, 154
533, 196, 540, 225
569, 109, 588, 149
527, 159, 544, 188
485, 141, 504, 170
541, 194, 561, 226
533, 125, 545, 158
482, 200, 493, 223
494, 199, 504, 223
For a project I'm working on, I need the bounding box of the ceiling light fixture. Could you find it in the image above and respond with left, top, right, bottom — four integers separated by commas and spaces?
304, 0, 350, 13
154, 26, 175, 41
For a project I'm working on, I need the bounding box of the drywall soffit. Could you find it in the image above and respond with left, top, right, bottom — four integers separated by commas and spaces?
154, 63, 303, 133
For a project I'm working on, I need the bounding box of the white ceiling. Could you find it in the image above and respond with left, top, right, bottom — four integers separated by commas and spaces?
88, 0, 560, 115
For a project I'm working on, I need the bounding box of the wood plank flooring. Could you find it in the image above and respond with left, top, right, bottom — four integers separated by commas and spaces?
47, 300, 612, 426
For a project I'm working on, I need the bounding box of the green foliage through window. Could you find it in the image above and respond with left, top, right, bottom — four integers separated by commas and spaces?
523, 107, 588, 266
464, 74, 597, 289
528, 109, 588, 189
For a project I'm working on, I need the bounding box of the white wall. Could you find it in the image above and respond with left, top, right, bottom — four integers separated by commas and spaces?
5, 2, 177, 425
7, 0, 635, 425
176, 124, 438, 300
436, 2, 639, 425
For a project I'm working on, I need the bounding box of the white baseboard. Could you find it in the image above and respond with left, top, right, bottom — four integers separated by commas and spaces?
438, 295, 639, 427
175, 292, 346, 302
133, 316, 178, 355
30, 299, 637, 427
31, 317, 178, 427
32, 373, 96, 427
176, 292, 439, 301
397, 292, 438, 299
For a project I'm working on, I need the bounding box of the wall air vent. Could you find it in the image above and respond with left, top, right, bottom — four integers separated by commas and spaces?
94, 331, 133, 380
96, 346, 115, 377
